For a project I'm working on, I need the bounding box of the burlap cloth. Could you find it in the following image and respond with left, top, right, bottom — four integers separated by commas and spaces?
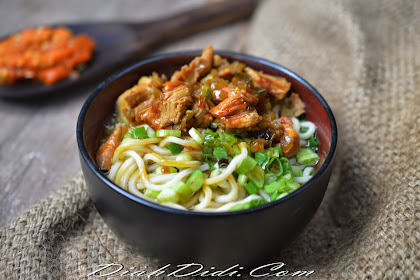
1, 0, 419, 279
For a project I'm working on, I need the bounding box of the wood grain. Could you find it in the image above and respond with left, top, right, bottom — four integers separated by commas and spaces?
0, 0, 252, 226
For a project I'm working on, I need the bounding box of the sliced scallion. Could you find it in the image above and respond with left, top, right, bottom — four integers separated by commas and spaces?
248, 165, 265, 188
185, 170, 205, 192
309, 133, 319, 148
255, 151, 269, 168
291, 167, 303, 177
264, 178, 286, 194
229, 199, 264, 211
237, 156, 258, 174
244, 181, 259, 195
237, 174, 248, 186
165, 143, 183, 155
188, 128, 204, 145
267, 157, 284, 177
144, 189, 160, 199
156, 129, 181, 137
297, 148, 320, 165
267, 147, 283, 158
176, 154, 193, 161
131, 126, 149, 139
213, 146, 228, 162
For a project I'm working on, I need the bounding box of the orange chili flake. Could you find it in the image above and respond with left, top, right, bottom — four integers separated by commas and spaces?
0, 26, 95, 85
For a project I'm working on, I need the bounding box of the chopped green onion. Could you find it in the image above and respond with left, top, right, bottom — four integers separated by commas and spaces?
155, 166, 178, 174
123, 132, 132, 139
176, 154, 193, 161
267, 157, 284, 177
270, 191, 279, 202
202, 144, 213, 160
157, 181, 193, 203
213, 146, 228, 162
270, 191, 288, 202
255, 151, 269, 168
146, 126, 156, 138
280, 157, 293, 172
237, 156, 258, 174
267, 147, 283, 158
144, 189, 160, 199
244, 181, 259, 195
309, 133, 319, 148
248, 165, 265, 188
185, 170, 205, 192
300, 127, 309, 133
156, 129, 181, 137
237, 174, 248, 186
205, 159, 215, 171
131, 127, 149, 139
264, 178, 286, 194
172, 181, 194, 203
297, 148, 320, 165
265, 173, 278, 185
204, 129, 217, 142
282, 172, 293, 182
224, 133, 238, 145
231, 144, 241, 156
165, 144, 183, 155
291, 167, 303, 177
188, 128, 204, 145
229, 199, 265, 211
157, 187, 179, 203
286, 181, 301, 191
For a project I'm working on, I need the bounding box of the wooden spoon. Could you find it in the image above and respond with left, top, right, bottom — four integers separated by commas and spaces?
0, 0, 257, 99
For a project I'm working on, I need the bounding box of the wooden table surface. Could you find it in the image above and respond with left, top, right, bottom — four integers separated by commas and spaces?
0, 0, 252, 226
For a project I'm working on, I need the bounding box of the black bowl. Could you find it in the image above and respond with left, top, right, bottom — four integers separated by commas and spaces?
77, 50, 337, 268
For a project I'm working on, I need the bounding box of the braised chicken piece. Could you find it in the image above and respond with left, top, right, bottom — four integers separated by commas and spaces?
220, 110, 262, 129
217, 59, 245, 79
279, 115, 293, 125
209, 88, 262, 129
209, 85, 235, 102
140, 84, 193, 130
281, 93, 305, 117
280, 123, 300, 157
116, 73, 166, 124
170, 45, 214, 84
96, 125, 122, 170
190, 98, 213, 128
134, 95, 157, 123
209, 90, 259, 118
162, 81, 184, 92
245, 67, 291, 100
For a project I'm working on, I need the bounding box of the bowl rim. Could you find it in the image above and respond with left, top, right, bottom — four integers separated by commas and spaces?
76, 49, 338, 217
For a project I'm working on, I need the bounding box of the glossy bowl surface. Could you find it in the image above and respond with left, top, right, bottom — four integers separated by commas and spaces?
77, 50, 337, 267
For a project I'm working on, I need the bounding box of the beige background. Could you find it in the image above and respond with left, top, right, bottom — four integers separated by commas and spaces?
0, 0, 251, 226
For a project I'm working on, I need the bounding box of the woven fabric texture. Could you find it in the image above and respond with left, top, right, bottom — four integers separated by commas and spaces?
1, 0, 419, 279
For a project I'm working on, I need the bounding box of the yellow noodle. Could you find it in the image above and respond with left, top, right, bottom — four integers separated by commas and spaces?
112, 138, 161, 162
214, 175, 239, 204
193, 185, 213, 210
205, 142, 248, 185
159, 136, 202, 150
143, 153, 201, 168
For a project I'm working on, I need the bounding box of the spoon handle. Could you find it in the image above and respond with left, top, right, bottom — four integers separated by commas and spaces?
130, 0, 258, 48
